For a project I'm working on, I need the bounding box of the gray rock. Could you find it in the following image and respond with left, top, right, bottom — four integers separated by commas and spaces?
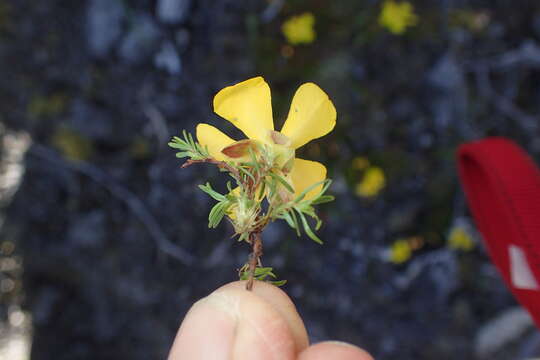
156, 0, 191, 25
154, 42, 182, 75
427, 53, 469, 135
475, 307, 534, 358
119, 15, 161, 64
428, 54, 464, 92
86, 0, 125, 58
497, 40, 540, 69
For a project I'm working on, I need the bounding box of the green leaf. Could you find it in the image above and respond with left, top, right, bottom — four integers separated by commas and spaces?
168, 142, 185, 150
289, 209, 301, 236
169, 131, 210, 161
254, 267, 274, 277
265, 176, 277, 200
311, 195, 335, 205
268, 172, 294, 193
238, 232, 249, 242
297, 210, 323, 244
294, 179, 331, 203
238, 166, 255, 182
270, 280, 287, 286
248, 146, 260, 173
279, 211, 296, 229
175, 151, 190, 158
208, 201, 228, 228
198, 183, 227, 202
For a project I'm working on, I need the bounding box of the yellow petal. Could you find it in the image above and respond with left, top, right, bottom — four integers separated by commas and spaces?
213, 77, 274, 141
281, 83, 336, 149
290, 158, 327, 200
196, 123, 236, 161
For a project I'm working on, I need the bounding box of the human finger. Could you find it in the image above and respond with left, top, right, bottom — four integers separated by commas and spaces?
298, 341, 374, 360
168, 280, 309, 360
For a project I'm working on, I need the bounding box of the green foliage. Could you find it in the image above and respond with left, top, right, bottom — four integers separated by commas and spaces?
168, 130, 210, 160
271, 179, 333, 244
239, 266, 287, 286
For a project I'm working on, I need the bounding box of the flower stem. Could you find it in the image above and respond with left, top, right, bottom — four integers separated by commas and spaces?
181, 158, 240, 180
246, 231, 263, 291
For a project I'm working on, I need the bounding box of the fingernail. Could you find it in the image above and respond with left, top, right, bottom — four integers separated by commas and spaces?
326, 341, 360, 349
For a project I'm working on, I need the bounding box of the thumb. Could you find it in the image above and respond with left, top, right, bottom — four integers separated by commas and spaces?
168, 281, 309, 360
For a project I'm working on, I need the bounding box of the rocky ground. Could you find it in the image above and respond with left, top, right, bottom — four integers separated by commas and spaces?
0, 0, 539, 359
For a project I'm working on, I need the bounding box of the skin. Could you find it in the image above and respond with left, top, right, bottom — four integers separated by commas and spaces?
168, 281, 374, 360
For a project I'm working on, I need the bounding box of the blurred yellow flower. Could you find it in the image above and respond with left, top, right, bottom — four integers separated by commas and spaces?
52, 128, 93, 162
378, 0, 418, 35
282, 12, 316, 45
355, 166, 386, 197
351, 156, 370, 170
196, 76, 336, 200
448, 226, 475, 251
389, 239, 412, 264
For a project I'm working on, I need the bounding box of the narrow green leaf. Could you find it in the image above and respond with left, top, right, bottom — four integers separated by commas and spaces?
280, 211, 296, 229
168, 142, 185, 150
311, 195, 335, 205
315, 217, 322, 231
254, 267, 274, 277
198, 183, 227, 201
294, 179, 329, 203
208, 201, 228, 228
289, 209, 301, 236
238, 233, 249, 242
248, 147, 260, 173
269, 172, 294, 193
298, 210, 323, 244
265, 177, 277, 200
238, 166, 255, 182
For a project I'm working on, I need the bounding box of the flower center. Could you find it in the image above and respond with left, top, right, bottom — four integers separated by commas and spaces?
267, 130, 294, 171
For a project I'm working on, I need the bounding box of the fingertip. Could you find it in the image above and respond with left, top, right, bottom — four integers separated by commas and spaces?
168, 297, 236, 360
168, 281, 308, 360
298, 341, 374, 360
215, 281, 309, 351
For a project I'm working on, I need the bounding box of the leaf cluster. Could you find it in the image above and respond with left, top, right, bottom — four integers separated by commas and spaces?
198, 183, 234, 228
271, 178, 334, 244
168, 130, 210, 160
239, 266, 287, 286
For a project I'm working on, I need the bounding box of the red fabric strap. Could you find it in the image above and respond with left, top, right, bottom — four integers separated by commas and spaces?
457, 137, 540, 327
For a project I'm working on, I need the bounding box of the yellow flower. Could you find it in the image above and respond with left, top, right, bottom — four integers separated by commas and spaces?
52, 127, 93, 162
378, 0, 418, 35
355, 166, 385, 197
351, 156, 370, 170
448, 226, 475, 251
197, 76, 336, 200
389, 239, 412, 264
282, 12, 316, 45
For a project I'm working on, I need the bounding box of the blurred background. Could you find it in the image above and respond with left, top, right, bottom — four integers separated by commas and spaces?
0, 0, 539, 359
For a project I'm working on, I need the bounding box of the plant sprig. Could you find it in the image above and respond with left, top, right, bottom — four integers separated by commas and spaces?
168, 130, 210, 160
169, 131, 334, 289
